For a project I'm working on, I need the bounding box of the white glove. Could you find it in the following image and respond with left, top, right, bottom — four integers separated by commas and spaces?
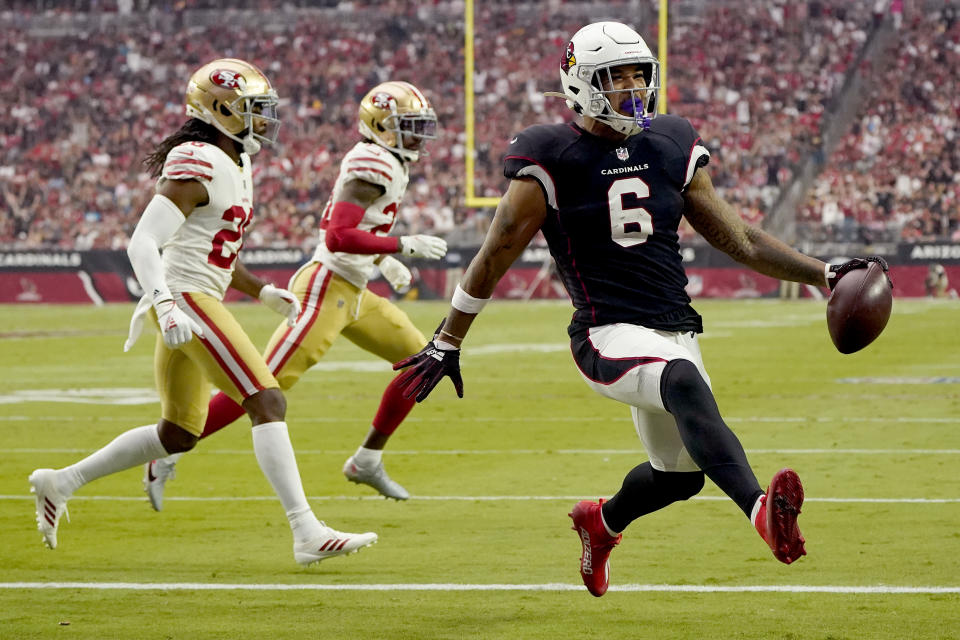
259, 283, 301, 327
378, 256, 412, 291
154, 299, 204, 349
399, 234, 447, 260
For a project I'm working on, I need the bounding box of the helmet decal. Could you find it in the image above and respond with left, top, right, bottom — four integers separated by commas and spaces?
210, 69, 244, 90
372, 92, 396, 110
561, 41, 576, 72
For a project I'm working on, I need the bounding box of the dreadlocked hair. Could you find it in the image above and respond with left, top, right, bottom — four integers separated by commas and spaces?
143, 119, 221, 177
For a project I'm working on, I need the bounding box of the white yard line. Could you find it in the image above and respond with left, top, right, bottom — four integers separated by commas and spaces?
1, 415, 958, 424
0, 581, 957, 594
1, 494, 958, 504
4, 447, 960, 455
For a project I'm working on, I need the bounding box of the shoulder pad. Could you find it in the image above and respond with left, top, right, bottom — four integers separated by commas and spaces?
341, 143, 401, 187
505, 124, 579, 165
649, 115, 703, 151
649, 115, 710, 188
503, 125, 575, 210
162, 142, 216, 183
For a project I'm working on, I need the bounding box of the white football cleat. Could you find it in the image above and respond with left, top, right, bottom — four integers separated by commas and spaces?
343, 456, 410, 500
28, 469, 70, 550
143, 456, 178, 512
293, 523, 378, 566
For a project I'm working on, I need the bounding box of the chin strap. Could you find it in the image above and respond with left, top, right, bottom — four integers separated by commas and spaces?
242, 135, 261, 155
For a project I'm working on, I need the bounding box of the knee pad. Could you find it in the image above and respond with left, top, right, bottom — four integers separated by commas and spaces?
660, 358, 712, 416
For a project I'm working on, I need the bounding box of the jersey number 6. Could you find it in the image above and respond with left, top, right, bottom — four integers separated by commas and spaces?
608, 177, 652, 247
208, 205, 252, 269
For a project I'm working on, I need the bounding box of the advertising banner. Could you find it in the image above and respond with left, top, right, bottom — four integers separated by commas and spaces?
1, 243, 956, 304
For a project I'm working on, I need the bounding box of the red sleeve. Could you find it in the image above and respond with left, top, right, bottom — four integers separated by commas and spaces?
324, 201, 401, 254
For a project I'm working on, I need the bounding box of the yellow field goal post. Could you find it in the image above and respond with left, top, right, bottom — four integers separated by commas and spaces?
462, 0, 669, 209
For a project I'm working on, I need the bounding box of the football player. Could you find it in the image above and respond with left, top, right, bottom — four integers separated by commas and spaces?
28, 59, 377, 565
391, 22, 890, 596
142, 81, 445, 505
925, 263, 950, 298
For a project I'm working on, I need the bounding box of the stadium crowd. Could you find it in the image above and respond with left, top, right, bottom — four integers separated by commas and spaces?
799, 4, 960, 243
1, 0, 955, 251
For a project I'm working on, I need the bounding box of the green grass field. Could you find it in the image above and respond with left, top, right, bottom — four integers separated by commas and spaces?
1, 299, 958, 639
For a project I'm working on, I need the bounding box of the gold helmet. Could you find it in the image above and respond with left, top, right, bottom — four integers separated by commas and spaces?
185, 58, 280, 155
358, 81, 437, 162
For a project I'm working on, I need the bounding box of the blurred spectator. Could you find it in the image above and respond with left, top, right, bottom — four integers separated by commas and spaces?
799, 5, 960, 243
1, 0, 944, 251
924, 263, 951, 297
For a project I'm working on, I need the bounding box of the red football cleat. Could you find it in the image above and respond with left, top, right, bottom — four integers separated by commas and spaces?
755, 468, 807, 564
569, 499, 622, 597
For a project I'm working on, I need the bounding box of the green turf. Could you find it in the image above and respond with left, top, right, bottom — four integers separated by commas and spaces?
1, 299, 958, 639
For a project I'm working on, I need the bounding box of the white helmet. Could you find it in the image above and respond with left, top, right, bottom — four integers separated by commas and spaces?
559, 22, 660, 136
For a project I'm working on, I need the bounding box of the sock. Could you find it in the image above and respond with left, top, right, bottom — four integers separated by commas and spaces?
352, 446, 382, 467
371, 374, 417, 436
598, 508, 620, 538
601, 462, 705, 533
160, 452, 184, 465
201, 392, 246, 439
751, 494, 768, 541
57, 424, 167, 495
251, 421, 321, 542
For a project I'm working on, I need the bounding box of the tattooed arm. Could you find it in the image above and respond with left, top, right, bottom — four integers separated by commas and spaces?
438, 178, 548, 345
683, 168, 827, 287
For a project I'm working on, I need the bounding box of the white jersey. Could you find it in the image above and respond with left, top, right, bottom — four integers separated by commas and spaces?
160, 141, 254, 299
312, 141, 409, 288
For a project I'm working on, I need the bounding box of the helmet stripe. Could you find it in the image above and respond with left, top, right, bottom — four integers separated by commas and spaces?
402, 82, 428, 107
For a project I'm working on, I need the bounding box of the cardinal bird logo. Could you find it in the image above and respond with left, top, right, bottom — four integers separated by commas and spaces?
561, 41, 576, 72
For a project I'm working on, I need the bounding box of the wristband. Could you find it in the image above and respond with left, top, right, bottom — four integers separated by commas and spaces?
451, 284, 490, 314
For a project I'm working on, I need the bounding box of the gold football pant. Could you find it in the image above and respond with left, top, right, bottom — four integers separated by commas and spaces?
152, 292, 279, 436
263, 262, 426, 390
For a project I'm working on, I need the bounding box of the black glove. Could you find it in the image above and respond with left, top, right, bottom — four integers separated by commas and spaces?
392, 322, 464, 402
827, 256, 891, 290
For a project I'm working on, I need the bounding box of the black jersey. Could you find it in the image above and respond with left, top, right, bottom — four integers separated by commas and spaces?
503, 115, 710, 336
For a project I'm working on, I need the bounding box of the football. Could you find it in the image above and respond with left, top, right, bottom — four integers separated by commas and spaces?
826, 262, 893, 354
